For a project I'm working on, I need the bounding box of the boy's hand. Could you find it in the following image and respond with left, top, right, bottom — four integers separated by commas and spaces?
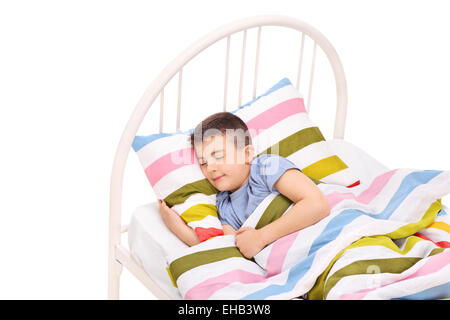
158, 199, 184, 231
158, 199, 200, 246
235, 227, 266, 259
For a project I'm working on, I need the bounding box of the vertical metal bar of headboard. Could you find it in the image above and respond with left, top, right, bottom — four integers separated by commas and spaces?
176, 68, 182, 131
306, 41, 317, 113
253, 26, 262, 99
159, 88, 164, 133
223, 35, 231, 111
238, 29, 247, 107
296, 33, 305, 89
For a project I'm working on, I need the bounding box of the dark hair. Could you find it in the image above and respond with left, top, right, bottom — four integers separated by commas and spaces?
190, 112, 252, 149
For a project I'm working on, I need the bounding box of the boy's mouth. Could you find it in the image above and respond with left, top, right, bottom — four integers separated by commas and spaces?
213, 175, 224, 181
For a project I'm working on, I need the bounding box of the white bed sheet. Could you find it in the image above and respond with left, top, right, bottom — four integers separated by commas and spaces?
127, 139, 394, 299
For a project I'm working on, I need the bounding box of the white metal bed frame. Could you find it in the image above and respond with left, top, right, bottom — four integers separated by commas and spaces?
108, 15, 348, 300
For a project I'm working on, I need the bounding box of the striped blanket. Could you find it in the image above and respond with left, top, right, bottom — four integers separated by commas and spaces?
166, 169, 450, 299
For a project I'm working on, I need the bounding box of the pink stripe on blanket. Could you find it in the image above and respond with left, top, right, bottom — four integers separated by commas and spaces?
246, 98, 305, 136
265, 231, 300, 277
184, 270, 267, 300
326, 169, 398, 209
264, 170, 398, 277
339, 250, 450, 300
145, 147, 198, 186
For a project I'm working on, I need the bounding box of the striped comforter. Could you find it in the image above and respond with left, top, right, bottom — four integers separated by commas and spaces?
166, 169, 450, 299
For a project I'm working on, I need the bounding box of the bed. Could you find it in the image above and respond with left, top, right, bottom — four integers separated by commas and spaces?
108, 15, 450, 300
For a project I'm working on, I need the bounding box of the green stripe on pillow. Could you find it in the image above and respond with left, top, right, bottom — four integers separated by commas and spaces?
165, 179, 219, 207
259, 126, 324, 156
302, 155, 348, 180
257, 127, 348, 181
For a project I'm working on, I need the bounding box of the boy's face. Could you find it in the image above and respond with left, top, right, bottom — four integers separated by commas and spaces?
194, 133, 254, 193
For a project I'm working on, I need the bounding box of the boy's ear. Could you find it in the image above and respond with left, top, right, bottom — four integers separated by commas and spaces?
245, 145, 255, 164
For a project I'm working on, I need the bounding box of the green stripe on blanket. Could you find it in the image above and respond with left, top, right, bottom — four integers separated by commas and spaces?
254, 175, 323, 230
322, 248, 444, 299
168, 191, 306, 285
308, 199, 443, 300
169, 247, 245, 282
255, 194, 292, 230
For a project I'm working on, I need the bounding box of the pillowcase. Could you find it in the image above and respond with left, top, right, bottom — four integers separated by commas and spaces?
232, 78, 360, 187
132, 77, 360, 242
132, 132, 222, 243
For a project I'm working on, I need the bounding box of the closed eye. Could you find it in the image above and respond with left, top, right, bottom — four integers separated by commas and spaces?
200, 155, 223, 165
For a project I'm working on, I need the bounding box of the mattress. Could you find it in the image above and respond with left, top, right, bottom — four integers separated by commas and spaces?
127, 139, 394, 299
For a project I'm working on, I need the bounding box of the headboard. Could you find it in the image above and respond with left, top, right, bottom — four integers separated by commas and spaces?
109, 15, 348, 296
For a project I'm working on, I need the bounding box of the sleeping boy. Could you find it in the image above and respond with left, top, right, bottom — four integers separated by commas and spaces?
158, 111, 330, 259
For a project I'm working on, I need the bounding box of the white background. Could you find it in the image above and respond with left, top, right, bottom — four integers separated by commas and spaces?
1, 0, 449, 299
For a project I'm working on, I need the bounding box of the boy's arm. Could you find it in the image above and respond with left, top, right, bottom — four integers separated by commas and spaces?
235, 169, 330, 258
258, 169, 330, 245
158, 199, 200, 246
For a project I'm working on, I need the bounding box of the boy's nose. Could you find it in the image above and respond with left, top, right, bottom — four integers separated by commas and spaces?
206, 162, 218, 173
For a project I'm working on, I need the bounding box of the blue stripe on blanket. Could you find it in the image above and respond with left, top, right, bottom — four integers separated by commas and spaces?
392, 281, 450, 300
243, 170, 443, 300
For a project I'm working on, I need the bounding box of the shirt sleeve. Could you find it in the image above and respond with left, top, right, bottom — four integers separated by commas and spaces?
218, 214, 229, 226
258, 155, 301, 193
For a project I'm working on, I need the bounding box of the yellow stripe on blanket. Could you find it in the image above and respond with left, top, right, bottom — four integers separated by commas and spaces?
181, 204, 218, 222
385, 199, 441, 239
427, 221, 450, 233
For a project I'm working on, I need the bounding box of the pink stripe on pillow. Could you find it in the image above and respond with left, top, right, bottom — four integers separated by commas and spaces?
246, 98, 305, 135
145, 147, 198, 186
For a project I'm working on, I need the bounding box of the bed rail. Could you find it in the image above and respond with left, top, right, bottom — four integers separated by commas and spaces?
109, 14, 348, 299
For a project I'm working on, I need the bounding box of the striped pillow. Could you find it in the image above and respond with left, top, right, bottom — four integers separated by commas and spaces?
232, 78, 360, 187
132, 78, 359, 242
132, 132, 221, 243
